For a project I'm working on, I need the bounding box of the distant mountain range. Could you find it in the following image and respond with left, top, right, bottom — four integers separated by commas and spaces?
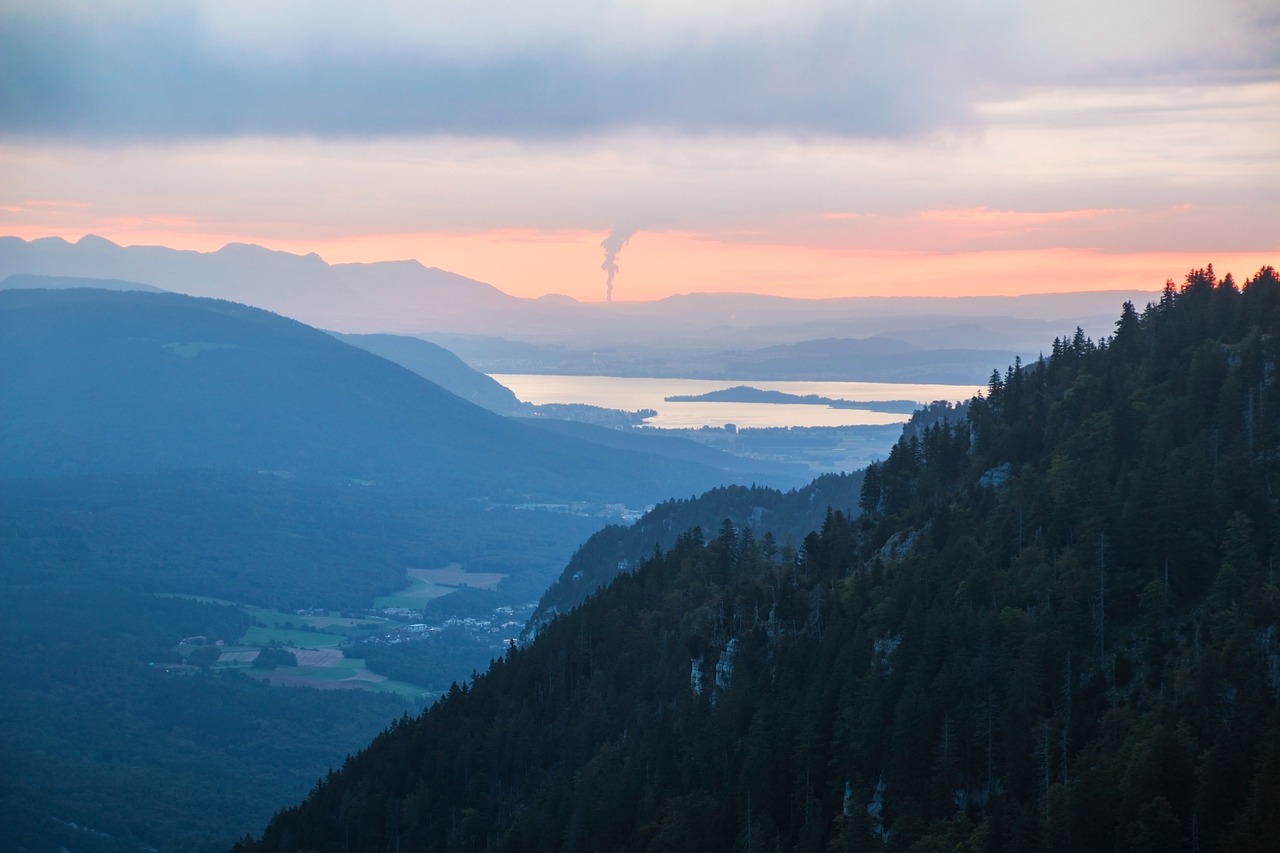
712, 337, 1019, 383
0, 235, 518, 334
0, 272, 164, 292
0, 236, 1158, 379
416, 332, 1021, 384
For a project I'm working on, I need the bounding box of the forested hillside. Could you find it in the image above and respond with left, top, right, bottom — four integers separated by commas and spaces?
243, 265, 1280, 852
525, 477, 865, 637
528, 403, 963, 634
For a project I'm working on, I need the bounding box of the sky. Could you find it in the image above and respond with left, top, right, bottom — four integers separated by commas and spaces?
1, 0, 1277, 302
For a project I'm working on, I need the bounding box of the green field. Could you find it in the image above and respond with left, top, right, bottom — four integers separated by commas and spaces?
226, 653, 431, 700
238, 624, 345, 648
411, 565, 507, 589
372, 587, 453, 610
373, 564, 508, 609
242, 603, 390, 632
165, 579, 461, 699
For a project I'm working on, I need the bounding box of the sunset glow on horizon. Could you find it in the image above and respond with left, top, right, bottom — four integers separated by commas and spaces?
1, 2, 1276, 304
2, 225, 1273, 304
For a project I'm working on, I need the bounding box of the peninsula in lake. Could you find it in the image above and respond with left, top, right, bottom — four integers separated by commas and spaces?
664, 384, 920, 413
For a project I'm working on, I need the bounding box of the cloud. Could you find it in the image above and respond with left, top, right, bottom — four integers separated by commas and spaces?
2, 1, 1276, 141
3, 71, 1275, 252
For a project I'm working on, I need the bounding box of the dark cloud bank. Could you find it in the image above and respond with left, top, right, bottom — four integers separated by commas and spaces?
4, 3, 1275, 141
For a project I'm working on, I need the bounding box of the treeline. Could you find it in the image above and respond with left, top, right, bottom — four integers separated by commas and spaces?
526, 475, 863, 636
348, 625, 503, 694
0, 471, 600, 610
529, 400, 964, 634
243, 266, 1279, 852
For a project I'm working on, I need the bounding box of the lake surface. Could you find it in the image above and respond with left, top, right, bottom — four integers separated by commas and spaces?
491, 374, 983, 429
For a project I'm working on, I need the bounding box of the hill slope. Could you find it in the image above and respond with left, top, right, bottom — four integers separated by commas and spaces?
0, 288, 734, 504
525, 403, 962, 634
332, 331, 525, 414
243, 265, 1280, 853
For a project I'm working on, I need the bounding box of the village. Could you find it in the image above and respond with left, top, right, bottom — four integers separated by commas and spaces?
162, 565, 530, 701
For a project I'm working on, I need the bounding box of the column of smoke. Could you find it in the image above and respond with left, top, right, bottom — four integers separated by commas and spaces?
600, 228, 635, 303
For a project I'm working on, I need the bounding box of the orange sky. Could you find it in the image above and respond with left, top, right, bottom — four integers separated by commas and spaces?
3, 79, 1273, 303
2, 10, 1275, 304
3, 222, 1273, 302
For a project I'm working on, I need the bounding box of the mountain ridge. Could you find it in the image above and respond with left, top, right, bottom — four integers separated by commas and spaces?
0, 288, 744, 505
0, 236, 1157, 354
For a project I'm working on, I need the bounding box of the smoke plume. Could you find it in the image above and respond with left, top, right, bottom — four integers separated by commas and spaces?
600, 228, 635, 303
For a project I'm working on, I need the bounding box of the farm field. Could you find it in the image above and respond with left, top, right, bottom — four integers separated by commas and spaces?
411, 564, 507, 589
211, 626, 430, 699
373, 562, 508, 609
240, 652, 426, 699
166, 564, 520, 700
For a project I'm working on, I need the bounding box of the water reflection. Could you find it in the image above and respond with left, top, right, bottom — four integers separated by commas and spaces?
490, 374, 982, 429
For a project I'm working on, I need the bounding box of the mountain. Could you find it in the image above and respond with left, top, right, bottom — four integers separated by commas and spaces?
0, 272, 165, 292
423, 333, 1027, 383
332, 331, 525, 415
0, 288, 737, 504
241, 266, 1280, 852
0, 236, 1154, 361
714, 337, 1021, 383
0, 234, 533, 333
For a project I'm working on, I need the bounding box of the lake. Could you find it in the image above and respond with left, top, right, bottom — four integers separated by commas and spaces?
491, 374, 983, 429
